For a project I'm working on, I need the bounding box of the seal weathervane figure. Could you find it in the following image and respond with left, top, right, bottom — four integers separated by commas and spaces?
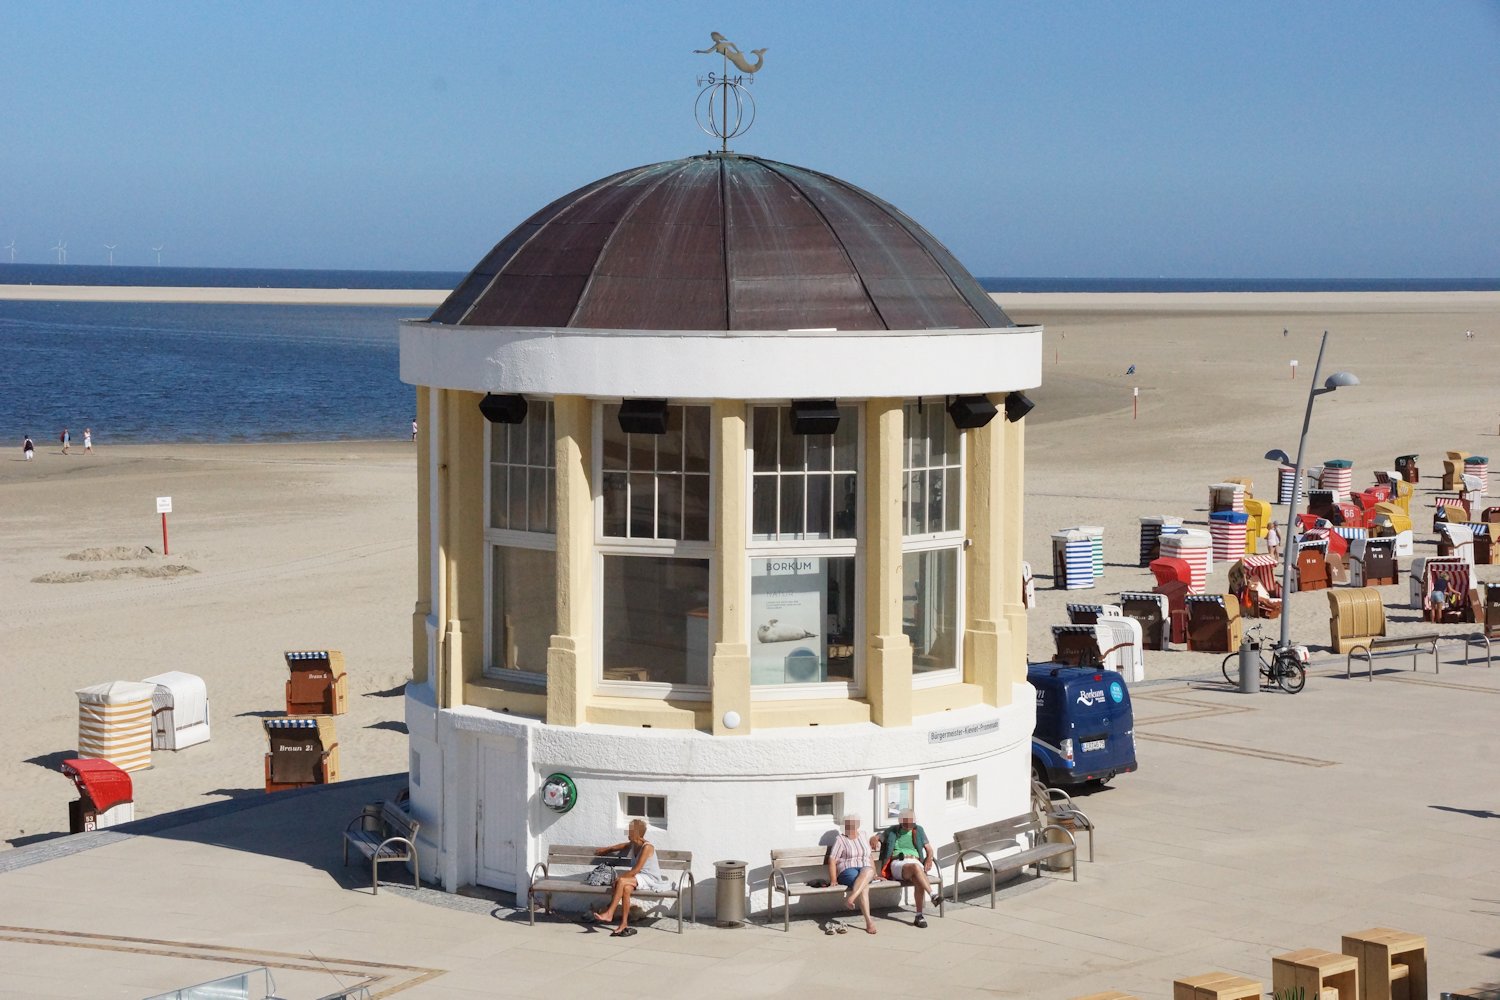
694, 31, 767, 74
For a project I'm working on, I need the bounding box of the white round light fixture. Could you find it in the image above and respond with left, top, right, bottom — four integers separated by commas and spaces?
722, 711, 741, 730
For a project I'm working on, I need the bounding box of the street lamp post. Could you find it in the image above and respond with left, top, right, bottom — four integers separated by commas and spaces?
1269, 330, 1360, 653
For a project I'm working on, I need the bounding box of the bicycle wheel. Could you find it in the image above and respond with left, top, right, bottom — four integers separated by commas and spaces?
1277, 658, 1307, 694
1221, 653, 1240, 686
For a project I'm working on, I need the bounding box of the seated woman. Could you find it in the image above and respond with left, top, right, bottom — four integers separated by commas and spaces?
590, 818, 672, 937
826, 814, 877, 934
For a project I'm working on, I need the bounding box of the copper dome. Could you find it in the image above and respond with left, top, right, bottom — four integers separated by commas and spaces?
430, 154, 1011, 332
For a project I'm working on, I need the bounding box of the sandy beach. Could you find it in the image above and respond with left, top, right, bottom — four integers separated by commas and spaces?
2, 290, 1497, 848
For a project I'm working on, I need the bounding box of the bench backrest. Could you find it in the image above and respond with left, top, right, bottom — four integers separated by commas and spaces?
769, 846, 832, 877
547, 844, 692, 872
953, 814, 1041, 852
380, 800, 419, 840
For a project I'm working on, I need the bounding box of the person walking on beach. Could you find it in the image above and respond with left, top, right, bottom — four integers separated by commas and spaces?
83, 428, 92, 453
60, 428, 70, 454
23, 435, 35, 460
411, 417, 418, 441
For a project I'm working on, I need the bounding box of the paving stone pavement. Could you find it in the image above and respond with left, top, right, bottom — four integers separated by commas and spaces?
2, 650, 1499, 999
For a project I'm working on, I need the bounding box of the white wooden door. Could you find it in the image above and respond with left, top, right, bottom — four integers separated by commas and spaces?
477, 744, 521, 891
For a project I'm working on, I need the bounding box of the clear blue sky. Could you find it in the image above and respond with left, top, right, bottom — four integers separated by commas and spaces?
2, 1, 1497, 277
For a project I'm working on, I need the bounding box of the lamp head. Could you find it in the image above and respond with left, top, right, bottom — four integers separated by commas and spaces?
1264, 449, 1291, 465
1323, 371, 1359, 390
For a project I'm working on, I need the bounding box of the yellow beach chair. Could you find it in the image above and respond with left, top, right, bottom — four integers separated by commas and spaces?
1242, 497, 1272, 553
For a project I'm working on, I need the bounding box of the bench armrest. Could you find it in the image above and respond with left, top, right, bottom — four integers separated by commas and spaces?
771, 867, 791, 896
674, 867, 695, 898
344, 814, 368, 836
956, 847, 996, 871
375, 834, 415, 860
1040, 823, 1078, 850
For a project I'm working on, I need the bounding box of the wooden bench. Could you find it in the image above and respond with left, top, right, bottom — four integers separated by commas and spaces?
951, 813, 1077, 907
766, 846, 944, 931
341, 799, 419, 894
527, 845, 695, 933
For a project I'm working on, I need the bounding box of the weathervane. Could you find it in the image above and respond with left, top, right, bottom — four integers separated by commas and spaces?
694, 31, 766, 153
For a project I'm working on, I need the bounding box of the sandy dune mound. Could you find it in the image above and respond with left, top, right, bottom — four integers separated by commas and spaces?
63, 545, 158, 562
32, 565, 199, 584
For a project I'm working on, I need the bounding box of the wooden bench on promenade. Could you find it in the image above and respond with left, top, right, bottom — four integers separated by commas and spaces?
766, 846, 944, 931
341, 799, 419, 894
951, 813, 1077, 907
527, 844, 695, 933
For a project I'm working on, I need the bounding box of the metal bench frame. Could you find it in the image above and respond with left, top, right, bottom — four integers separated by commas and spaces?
342, 799, 419, 894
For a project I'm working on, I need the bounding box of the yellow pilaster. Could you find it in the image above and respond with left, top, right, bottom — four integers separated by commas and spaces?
412, 385, 432, 687
440, 390, 485, 709
865, 399, 913, 727
999, 400, 1028, 683
547, 395, 594, 726
710, 400, 751, 735
962, 417, 1010, 706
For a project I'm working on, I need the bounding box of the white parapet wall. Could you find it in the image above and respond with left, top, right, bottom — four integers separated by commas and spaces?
405, 683, 1037, 918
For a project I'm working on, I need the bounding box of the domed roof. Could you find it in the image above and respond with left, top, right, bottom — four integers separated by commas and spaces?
430, 154, 1012, 332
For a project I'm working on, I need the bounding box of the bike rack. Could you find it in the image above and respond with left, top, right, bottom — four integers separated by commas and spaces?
1345, 633, 1441, 681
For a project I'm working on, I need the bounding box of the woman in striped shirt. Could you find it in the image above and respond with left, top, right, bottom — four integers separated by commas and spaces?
827, 814, 878, 934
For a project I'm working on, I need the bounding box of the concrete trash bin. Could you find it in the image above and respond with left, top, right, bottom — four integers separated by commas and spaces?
714, 860, 747, 927
1040, 827, 1074, 872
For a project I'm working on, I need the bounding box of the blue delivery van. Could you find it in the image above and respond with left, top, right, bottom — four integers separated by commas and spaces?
1028, 662, 1137, 787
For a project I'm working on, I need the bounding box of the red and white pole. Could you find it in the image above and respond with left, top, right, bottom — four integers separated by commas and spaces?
161, 513, 169, 555
1133, 386, 1139, 420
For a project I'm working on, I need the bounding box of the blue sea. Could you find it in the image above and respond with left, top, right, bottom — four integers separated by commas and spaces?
1, 265, 464, 445
3, 265, 1494, 444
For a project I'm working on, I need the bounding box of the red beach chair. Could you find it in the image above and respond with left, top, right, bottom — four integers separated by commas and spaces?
1149, 557, 1192, 589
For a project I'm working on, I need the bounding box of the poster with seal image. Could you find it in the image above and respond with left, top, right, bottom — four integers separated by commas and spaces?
750, 556, 826, 684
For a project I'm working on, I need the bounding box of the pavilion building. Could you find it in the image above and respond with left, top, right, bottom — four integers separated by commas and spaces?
400, 152, 1043, 908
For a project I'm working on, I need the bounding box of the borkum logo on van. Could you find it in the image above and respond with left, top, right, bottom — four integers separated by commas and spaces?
1075, 688, 1106, 707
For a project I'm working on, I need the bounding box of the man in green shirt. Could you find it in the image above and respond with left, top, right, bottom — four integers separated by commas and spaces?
877, 808, 941, 927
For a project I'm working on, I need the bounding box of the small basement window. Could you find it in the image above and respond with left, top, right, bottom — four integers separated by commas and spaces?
796, 793, 839, 820
623, 794, 668, 827
945, 776, 975, 807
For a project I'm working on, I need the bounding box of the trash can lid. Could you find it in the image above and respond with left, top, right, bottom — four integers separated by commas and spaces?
1210, 511, 1249, 523
1396, 454, 1418, 461
59, 758, 133, 812
1465, 456, 1488, 464
1324, 459, 1353, 468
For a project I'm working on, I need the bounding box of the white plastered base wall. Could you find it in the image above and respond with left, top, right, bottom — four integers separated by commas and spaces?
405, 684, 1037, 919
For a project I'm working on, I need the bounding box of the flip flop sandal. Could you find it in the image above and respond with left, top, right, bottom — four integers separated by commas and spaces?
834, 923, 848, 935
610, 927, 638, 937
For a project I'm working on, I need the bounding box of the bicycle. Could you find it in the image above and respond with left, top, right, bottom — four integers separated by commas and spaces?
1221, 624, 1309, 693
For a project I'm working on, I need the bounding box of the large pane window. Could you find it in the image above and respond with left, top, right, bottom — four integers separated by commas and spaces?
601, 556, 711, 686
484, 400, 555, 683
903, 547, 959, 674
747, 404, 860, 690
902, 402, 963, 677
596, 403, 713, 693
490, 546, 556, 674
749, 555, 855, 685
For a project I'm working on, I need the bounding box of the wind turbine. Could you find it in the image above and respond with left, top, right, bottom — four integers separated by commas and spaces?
52, 240, 67, 265
152, 244, 163, 266
4, 241, 14, 263
104, 243, 117, 266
